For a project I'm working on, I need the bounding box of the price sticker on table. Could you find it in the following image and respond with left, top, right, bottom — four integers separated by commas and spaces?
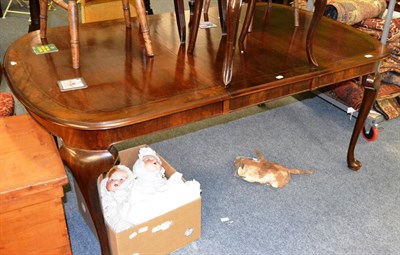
57, 77, 88, 92
32, 44, 59, 55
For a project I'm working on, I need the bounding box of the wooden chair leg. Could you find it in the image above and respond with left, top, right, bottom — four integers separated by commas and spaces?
68, 0, 80, 69
196, 0, 228, 35
174, 0, 186, 43
40, 0, 80, 69
238, 0, 256, 53
223, 0, 243, 85
187, 0, 204, 54
306, 0, 327, 67
144, 0, 153, 14
39, 0, 48, 38
204, 0, 211, 14
122, 0, 132, 28
228, 0, 324, 85
187, 0, 226, 54
134, 0, 154, 56
218, 0, 227, 34
29, 0, 40, 32
293, 0, 299, 26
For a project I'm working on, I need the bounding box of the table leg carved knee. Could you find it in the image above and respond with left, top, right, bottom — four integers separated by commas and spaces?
347, 75, 380, 171
59, 144, 119, 255
306, 0, 327, 67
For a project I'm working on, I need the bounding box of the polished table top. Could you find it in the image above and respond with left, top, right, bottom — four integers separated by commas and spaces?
5, 5, 387, 131
4, 4, 388, 254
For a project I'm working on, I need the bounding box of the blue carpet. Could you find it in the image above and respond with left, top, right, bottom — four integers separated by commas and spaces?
64, 96, 400, 255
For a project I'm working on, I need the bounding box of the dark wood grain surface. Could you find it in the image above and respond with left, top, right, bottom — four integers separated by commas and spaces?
4, 4, 388, 254
6, 5, 386, 127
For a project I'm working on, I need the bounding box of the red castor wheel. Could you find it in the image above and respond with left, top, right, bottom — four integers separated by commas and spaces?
362, 126, 379, 142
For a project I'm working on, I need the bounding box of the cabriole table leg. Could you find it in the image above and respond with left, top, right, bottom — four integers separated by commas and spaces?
347, 74, 380, 170
59, 144, 119, 255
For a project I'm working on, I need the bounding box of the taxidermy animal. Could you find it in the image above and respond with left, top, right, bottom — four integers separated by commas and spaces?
234, 149, 313, 188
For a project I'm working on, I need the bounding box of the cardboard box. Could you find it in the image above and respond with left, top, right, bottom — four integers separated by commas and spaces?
77, 145, 201, 255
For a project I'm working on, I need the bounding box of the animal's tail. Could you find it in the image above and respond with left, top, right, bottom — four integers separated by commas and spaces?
254, 148, 266, 162
287, 169, 313, 175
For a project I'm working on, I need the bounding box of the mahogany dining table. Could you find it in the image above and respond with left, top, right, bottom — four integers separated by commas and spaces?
4, 4, 388, 254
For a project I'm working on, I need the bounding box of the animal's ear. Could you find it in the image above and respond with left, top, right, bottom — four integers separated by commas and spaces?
234, 158, 243, 169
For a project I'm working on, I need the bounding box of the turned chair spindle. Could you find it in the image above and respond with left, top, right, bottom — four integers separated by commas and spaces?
39, 0, 153, 69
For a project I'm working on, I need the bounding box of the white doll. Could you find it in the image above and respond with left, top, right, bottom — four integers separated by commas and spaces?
101, 147, 202, 230
100, 165, 135, 233
126, 147, 201, 225
131, 147, 168, 194
105, 165, 130, 192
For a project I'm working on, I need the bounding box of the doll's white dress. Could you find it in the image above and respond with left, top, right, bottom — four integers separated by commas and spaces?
100, 173, 136, 233
100, 148, 201, 233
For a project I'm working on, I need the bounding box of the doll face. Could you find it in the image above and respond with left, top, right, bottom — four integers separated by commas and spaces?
106, 169, 128, 192
142, 155, 162, 173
